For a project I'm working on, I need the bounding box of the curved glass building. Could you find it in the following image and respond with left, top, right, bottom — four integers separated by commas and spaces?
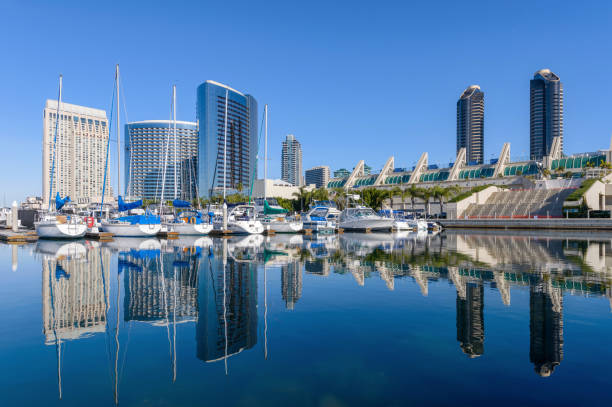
530, 69, 563, 160
196, 81, 258, 197
124, 120, 198, 200
457, 85, 485, 165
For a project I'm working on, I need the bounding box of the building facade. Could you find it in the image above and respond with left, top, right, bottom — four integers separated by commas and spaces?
281, 134, 303, 186
125, 120, 198, 200
42, 100, 112, 206
530, 69, 563, 160
305, 166, 330, 188
457, 85, 485, 165
196, 81, 258, 197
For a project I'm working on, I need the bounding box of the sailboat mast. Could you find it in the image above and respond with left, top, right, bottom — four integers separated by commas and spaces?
223, 89, 229, 200
48, 75, 63, 212
115, 64, 121, 198
264, 104, 268, 201
173, 85, 178, 199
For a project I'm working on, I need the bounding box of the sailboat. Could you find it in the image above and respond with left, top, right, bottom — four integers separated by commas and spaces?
212, 89, 263, 235
162, 86, 212, 235
258, 104, 303, 233
35, 75, 87, 239
100, 65, 161, 237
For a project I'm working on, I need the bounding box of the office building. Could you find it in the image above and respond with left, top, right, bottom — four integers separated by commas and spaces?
125, 120, 198, 200
281, 134, 303, 186
196, 81, 258, 197
42, 100, 112, 206
530, 69, 563, 160
305, 166, 330, 188
457, 85, 485, 165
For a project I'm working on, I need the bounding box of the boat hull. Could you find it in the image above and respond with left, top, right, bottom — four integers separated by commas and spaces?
35, 221, 87, 239
338, 218, 395, 232
266, 221, 303, 233
165, 222, 213, 235
101, 222, 162, 237
214, 220, 264, 235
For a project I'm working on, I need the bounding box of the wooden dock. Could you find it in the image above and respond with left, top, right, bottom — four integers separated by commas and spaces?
209, 229, 233, 236
158, 230, 179, 239
0, 230, 38, 243
85, 231, 114, 241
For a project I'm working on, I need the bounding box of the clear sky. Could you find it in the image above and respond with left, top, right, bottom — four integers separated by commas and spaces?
1, 0, 611, 203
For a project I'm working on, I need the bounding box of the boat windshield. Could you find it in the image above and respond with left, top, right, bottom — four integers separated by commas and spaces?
309, 208, 328, 218
348, 208, 377, 217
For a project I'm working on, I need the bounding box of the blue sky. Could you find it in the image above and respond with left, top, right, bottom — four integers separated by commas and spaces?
1, 0, 611, 203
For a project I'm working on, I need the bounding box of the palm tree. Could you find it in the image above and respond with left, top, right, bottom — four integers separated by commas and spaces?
332, 188, 347, 210
361, 188, 390, 211
292, 186, 312, 212
405, 185, 421, 211
389, 186, 402, 210
419, 188, 433, 218
432, 186, 457, 215
312, 187, 329, 202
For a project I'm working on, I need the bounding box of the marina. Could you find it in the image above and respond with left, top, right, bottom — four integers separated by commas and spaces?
1, 229, 611, 405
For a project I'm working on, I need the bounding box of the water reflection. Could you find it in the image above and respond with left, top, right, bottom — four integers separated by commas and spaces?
23, 229, 612, 403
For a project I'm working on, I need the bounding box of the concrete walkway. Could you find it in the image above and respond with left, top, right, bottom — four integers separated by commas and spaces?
440, 218, 612, 230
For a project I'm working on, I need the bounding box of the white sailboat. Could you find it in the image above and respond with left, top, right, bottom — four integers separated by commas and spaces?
258, 104, 302, 233
100, 65, 161, 237
35, 75, 87, 239
212, 89, 263, 235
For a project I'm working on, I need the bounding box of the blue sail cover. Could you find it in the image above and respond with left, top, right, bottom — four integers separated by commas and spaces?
115, 214, 161, 225
173, 199, 191, 208
118, 196, 143, 212
55, 193, 71, 211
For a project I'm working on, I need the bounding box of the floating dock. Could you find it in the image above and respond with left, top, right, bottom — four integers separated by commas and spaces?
85, 231, 114, 241
158, 230, 179, 239
0, 230, 38, 243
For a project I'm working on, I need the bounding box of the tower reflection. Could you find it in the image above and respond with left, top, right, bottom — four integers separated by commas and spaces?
456, 282, 485, 357
530, 283, 564, 377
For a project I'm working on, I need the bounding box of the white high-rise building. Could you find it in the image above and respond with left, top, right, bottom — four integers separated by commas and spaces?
42, 100, 112, 206
281, 134, 303, 186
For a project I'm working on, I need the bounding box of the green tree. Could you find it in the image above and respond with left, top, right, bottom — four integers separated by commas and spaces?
236, 183, 244, 193
419, 188, 433, 217
432, 186, 458, 215
405, 185, 422, 211
331, 188, 347, 210
292, 186, 312, 212
360, 188, 390, 211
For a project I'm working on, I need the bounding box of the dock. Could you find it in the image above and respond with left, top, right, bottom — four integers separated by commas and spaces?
158, 230, 179, 239
440, 218, 612, 230
209, 229, 233, 236
85, 231, 114, 241
0, 230, 38, 243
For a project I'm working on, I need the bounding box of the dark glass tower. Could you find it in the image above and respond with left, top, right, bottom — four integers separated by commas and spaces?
456, 282, 485, 357
530, 69, 563, 160
196, 81, 258, 197
457, 85, 484, 165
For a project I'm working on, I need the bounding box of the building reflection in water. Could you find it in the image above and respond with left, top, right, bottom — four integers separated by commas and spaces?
281, 261, 302, 310
530, 282, 564, 377
123, 248, 199, 324
456, 282, 485, 358
196, 240, 258, 364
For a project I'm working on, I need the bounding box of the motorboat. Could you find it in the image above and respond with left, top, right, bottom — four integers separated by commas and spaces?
213, 204, 264, 234
338, 206, 395, 232
302, 205, 340, 233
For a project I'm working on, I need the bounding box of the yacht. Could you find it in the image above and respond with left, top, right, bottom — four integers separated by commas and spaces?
338, 206, 395, 232
302, 205, 339, 233
213, 204, 264, 235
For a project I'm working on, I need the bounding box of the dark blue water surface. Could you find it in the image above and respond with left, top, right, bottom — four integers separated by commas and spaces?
1, 230, 611, 406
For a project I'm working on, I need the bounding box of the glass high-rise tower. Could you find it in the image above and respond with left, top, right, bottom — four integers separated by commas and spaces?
196, 81, 258, 197
530, 69, 563, 160
457, 85, 485, 165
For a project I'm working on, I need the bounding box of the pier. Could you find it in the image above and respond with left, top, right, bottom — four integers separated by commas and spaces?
0, 230, 39, 243
440, 218, 612, 230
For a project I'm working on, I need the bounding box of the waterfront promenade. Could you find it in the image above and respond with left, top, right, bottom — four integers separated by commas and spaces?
441, 218, 612, 230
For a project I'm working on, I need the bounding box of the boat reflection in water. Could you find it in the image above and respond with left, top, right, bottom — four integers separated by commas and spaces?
25, 228, 612, 403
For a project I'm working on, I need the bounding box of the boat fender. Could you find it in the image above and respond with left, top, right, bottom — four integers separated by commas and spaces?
190, 217, 196, 224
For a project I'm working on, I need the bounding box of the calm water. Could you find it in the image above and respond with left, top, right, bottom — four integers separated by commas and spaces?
1, 230, 611, 406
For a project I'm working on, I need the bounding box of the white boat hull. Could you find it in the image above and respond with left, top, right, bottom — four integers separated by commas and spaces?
35, 220, 87, 239
266, 221, 303, 233
101, 222, 162, 237
302, 220, 335, 233
338, 218, 395, 231
214, 220, 264, 235
165, 222, 213, 235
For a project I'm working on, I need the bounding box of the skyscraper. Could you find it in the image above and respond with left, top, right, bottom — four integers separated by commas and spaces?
125, 120, 198, 200
457, 85, 485, 165
530, 69, 563, 160
305, 166, 330, 188
281, 134, 303, 186
42, 100, 112, 206
196, 81, 258, 197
